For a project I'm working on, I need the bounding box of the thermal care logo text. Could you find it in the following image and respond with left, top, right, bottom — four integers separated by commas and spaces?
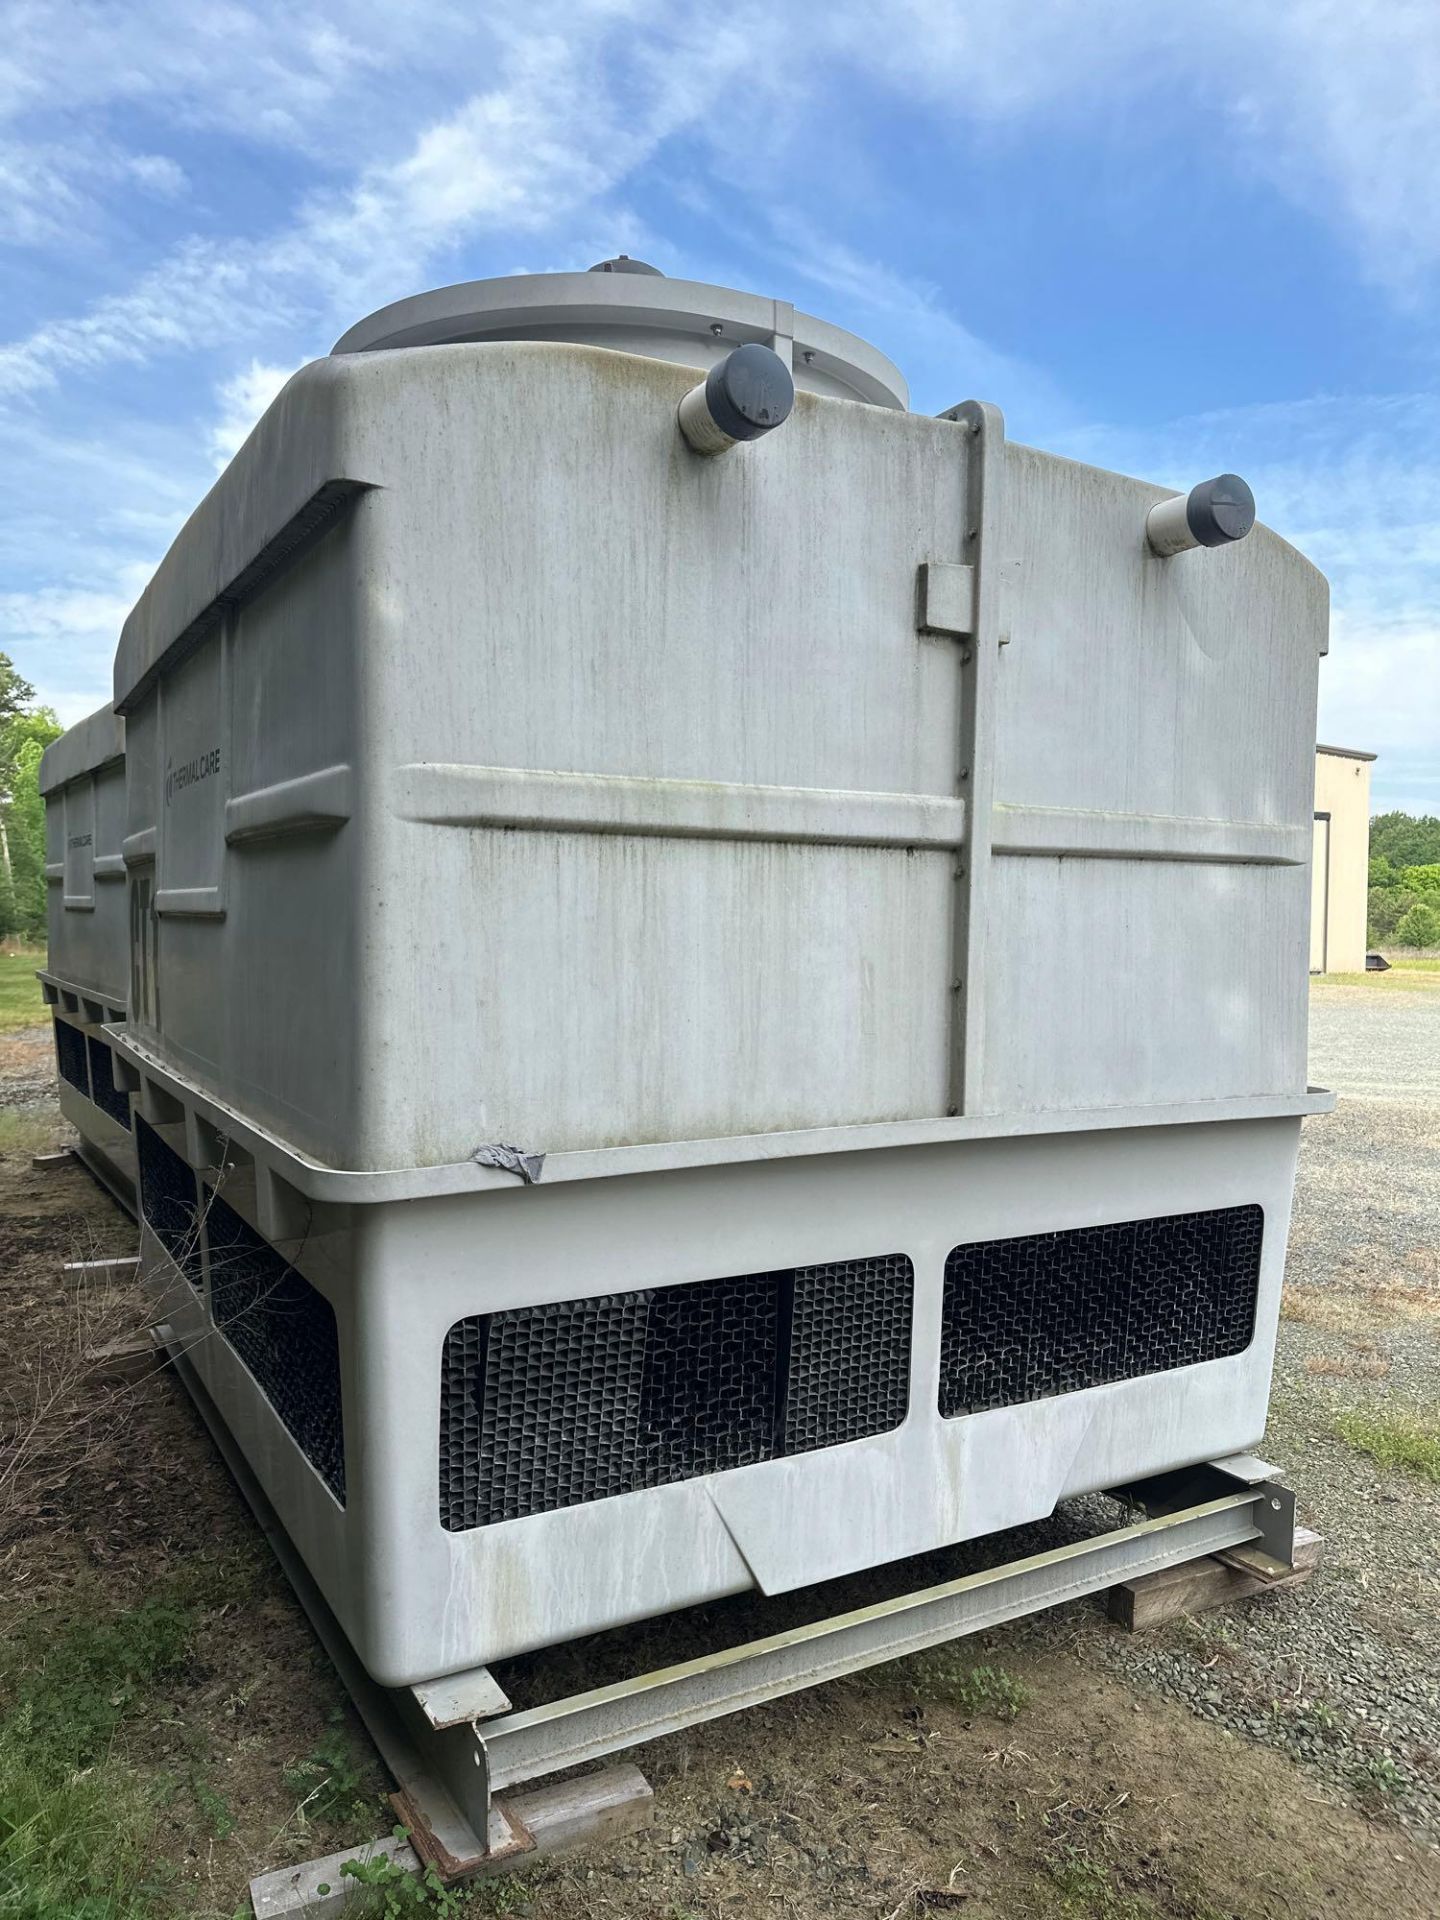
165, 746, 221, 806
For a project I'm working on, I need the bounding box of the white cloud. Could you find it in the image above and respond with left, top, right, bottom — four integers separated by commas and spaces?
0, 573, 150, 722
0, 4, 769, 396
0, 0, 1436, 809
844, 2, 1440, 288
1050, 393, 1440, 810
207, 360, 299, 468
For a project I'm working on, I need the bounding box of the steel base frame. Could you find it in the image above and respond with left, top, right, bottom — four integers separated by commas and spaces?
155, 1320, 1294, 1886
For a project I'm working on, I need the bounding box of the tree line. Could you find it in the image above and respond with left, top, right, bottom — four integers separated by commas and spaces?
0, 652, 62, 946
1368, 811, 1440, 950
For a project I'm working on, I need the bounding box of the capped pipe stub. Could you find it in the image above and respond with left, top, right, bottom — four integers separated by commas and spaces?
678, 342, 795, 455
1185, 473, 1256, 546
1146, 473, 1256, 557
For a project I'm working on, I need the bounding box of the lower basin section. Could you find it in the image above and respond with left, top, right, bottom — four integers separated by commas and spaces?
137, 1107, 1300, 1686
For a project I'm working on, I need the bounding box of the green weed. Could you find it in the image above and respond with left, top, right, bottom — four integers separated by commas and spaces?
1045, 1853, 1152, 1917
338, 1832, 465, 1914
190, 1774, 235, 1840
284, 1711, 375, 1828
865, 1651, 1029, 1720
1353, 1751, 1409, 1801
7, 1594, 195, 1777
1335, 1407, 1440, 1482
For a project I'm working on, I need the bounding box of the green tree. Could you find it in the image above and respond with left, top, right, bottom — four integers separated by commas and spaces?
1394, 901, 1440, 950
0, 652, 35, 726
1367, 887, 1418, 943
1369, 853, 1397, 887
0, 699, 61, 947
0, 705, 61, 789
7, 736, 50, 939
0, 844, 15, 941
1400, 863, 1440, 897
1370, 812, 1440, 871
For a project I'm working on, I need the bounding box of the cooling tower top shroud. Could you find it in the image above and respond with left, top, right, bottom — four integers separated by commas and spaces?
331, 263, 908, 411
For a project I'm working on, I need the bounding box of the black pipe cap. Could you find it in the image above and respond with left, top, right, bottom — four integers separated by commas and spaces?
704, 343, 795, 442
1185, 474, 1256, 547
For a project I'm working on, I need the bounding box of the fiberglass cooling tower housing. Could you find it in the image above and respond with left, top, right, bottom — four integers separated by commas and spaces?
39, 704, 135, 1207
107, 260, 1332, 1689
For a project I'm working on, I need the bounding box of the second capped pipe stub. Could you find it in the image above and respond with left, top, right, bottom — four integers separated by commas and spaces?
678, 343, 795, 455
1146, 473, 1256, 556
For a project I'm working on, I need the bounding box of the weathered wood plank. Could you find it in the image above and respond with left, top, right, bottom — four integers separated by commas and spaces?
1108, 1527, 1323, 1631
494, 1762, 654, 1865
250, 1836, 418, 1919
249, 1764, 653, 1917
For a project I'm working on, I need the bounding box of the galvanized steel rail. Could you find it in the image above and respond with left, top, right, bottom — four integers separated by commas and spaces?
156, 1311, 1293, 1890
470, 1480, 1276, 1796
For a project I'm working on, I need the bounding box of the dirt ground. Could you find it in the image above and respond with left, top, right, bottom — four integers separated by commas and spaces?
2, 996, 1438, 1919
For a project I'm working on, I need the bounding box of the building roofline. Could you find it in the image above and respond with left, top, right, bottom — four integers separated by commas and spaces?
1316, 743, 1377, 763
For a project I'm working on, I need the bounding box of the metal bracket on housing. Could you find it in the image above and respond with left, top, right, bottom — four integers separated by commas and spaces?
1112, 1454, 1296, 1580
917, 561, 976, 637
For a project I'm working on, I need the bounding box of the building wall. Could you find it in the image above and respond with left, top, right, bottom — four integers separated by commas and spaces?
1312, 747, 1374, 974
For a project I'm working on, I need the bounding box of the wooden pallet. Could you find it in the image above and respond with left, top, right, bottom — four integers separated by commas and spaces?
1107, 1526, 1323, 1630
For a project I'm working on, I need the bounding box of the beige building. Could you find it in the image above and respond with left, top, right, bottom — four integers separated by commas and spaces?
1311, 744, 1376, 974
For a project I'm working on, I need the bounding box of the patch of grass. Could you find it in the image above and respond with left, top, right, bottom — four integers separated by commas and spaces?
0, 1736, 164, 1919
189, 1773, 235, 1840
283, 1711, 375, 1829
864, 1652, 1029, 1720
1335, 1406, 1440, 1482
1044, 1853, 1155, 1918
1281, 1281, 1440, 1333
0, 1582, 202, 1918
1315, 966, 1440, 990
8, 1594, 196, 1773
0, 947, 46, 1033
0, 1107, 58, 1153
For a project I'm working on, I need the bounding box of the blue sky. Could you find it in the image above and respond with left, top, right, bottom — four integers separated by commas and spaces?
1, 1, 1436, 811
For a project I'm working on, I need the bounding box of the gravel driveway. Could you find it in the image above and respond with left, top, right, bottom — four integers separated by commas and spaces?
1082, 982, 1440, 1842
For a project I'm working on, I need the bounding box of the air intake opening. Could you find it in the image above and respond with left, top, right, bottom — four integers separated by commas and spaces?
939, 1204, 1263, 1418
206, 1192, 345, 1503
440, 1254, 914, 1531
53, 1017, 90, 1098
86, 1036, 132, 1130
135, 1115, 203, 1290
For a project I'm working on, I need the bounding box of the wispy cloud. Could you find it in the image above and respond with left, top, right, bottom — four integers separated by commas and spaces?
0, 0, 1435, 811
207, 361, 299, 469
1052, 393, 1440, 808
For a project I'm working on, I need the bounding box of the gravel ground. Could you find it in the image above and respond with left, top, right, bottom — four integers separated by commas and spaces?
0, 1022, 58, 1114
1072, 982, 1440, 1843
